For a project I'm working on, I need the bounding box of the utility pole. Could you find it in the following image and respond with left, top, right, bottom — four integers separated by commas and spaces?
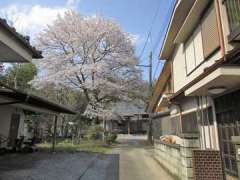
136, 51, 153, 144
149, 51, 153, 94
136, 51, 153, 94
148, 51, 153, 144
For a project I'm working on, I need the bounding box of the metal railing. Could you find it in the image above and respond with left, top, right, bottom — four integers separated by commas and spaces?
223, 0, 240, 33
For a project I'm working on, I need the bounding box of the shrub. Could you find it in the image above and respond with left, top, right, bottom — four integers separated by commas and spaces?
105, 131, 118, 144
86, 125, 104, 140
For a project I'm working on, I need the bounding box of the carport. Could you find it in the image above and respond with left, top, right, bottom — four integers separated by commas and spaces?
0, 84, 76, 152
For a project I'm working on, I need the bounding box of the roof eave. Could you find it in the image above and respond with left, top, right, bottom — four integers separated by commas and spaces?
146, 61, 172, 112
174, 0, 211, 44
0, 18, 43, 59
0, 88, 76, 114
159, 0, 196, 60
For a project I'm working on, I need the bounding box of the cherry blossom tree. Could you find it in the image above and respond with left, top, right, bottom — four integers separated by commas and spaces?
32, 11, 146, 118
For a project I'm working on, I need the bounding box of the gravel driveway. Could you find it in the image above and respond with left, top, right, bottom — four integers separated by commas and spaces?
0, 152, 119, 180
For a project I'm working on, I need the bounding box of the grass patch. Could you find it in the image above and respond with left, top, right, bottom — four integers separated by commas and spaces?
37, 139, 112, 154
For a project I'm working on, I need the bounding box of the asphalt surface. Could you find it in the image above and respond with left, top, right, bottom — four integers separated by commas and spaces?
0, 135, 172, 180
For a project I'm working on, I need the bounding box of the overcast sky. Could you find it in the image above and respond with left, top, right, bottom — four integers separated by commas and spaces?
0, 0, 175, 80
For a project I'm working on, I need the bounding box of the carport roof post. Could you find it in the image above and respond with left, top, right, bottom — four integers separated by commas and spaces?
52, 115, 58, 153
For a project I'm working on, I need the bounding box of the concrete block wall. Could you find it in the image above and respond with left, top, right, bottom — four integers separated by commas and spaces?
154, 134, 200, 180
154, 139, 181, 178
179, 134, 200, 180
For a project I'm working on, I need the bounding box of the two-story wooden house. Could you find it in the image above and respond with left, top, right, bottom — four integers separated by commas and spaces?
148, 0, 240, 179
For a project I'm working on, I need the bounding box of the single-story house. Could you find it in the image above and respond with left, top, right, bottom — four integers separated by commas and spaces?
105, 113, 149, 134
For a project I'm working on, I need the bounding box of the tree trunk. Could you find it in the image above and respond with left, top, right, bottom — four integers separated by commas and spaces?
103, 119, 106, 142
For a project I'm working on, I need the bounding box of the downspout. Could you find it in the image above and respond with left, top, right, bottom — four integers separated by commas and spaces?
196, 97, 203, 149
172, 102, 183, 134
178, 104, 183, 134
215, 0, 226, 57
205, 96, 212, 149
200, 96, 207, 149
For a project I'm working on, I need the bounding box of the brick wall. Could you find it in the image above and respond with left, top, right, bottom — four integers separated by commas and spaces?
192, 150, 224, 180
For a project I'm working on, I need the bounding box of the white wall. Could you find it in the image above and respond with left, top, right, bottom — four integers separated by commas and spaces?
172, 37, 221, 93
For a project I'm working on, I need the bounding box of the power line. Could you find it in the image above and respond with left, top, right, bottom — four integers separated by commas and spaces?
138, 4, 161, 60
153, 60, 161, 79
138, 32, 151, 60
138, 1, 174, 83
152, 1, 176, 55
152, 1, 176, 79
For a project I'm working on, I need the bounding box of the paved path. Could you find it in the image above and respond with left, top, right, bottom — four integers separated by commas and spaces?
113, 134, 173, 180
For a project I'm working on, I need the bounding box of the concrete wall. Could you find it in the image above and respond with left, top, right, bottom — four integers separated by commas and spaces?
154, 134, 200, 180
